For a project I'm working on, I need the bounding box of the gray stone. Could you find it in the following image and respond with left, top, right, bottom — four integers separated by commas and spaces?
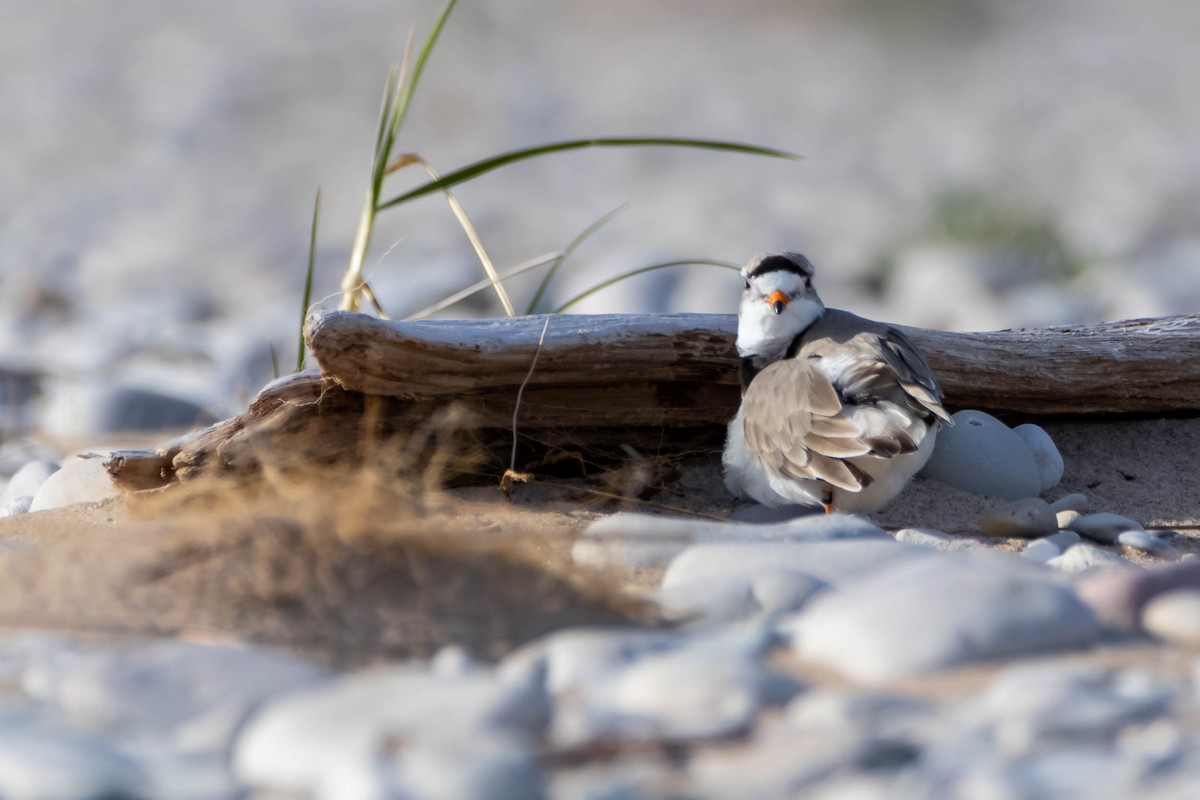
0, 721, 147, 800
1067, 512, 1145, 545
790, 554, 1104, 682
27, 457, 120, 512
662, 539, 930, 597
1117, 529, 1180, 559
980, 663, 1173, 752
751, 570, 830, 615
980, 497, 1057, 537
1047, 543, 1136, 573
498, 627, 680, 697
19, 639, 330, 755
0, 459, 58, 505
393, 735, 545, 800
551, 628, 800, 745
1142, 590, 1200, 645
894, 528, 979, 552
575, 512, 887, 569
786, 689, 932, 737
1049, 493, 1089, 514
1021, 537, 1064, 564
600, 649, 801, 740
234, 665, 550, 794
1013, 423, 1065, 492
1045, 530, 1083, 549
919, 409, 1043, 499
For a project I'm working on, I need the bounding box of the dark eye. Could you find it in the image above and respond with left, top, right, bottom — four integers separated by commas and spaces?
743, 279, 751, 290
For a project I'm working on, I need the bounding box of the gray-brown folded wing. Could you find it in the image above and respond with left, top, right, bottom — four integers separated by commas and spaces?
741, 359, 872, 492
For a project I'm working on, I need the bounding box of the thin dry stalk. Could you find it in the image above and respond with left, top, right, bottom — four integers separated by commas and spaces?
501, 315, 552, 497
387, 152, 516, 316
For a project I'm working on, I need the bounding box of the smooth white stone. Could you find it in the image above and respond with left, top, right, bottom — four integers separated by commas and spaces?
1044, 531, 1083, 549
20, 640, 330, 754
662, 539, 930, 597
1067, 513, 1145, 545
555, 627, 802, 746
28, 457, 120, 512
575, 512, 887, 569
602, 651, 794, 740
1049, 493, 1089, 514
1116, 529, 1179, 559
894, 528, 978, 552
919, 410, 1044, 500
1142, 590, 1200, 645
0, 723, 147, 800
786, 689, 932, 737
790, 554, 1103, 683
980, 663, 1172, 753
980, 498, 1057, 537
0, 460, 58, 505
659, 568, 828, 622
751, 570, 830, 615
393, 735, 544, 800
234, 666, 550, 793
1046, 543, 1135, 573
498, 627, 680, 696
1022, 538, 1064, 564
1056, 509, 1082, 529
1013, 424, 1065, 493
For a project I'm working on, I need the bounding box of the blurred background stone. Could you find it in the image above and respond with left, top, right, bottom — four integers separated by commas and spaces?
2, 0, 1199, 438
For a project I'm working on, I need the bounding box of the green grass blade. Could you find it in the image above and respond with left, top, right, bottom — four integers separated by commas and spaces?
524, 203, 628, 315
378, 138, 801, 211
552, 259, 740, 313
297, 188, 321, 372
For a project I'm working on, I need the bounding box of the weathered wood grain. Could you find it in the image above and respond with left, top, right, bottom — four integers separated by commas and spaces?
308, 311, 1200, 416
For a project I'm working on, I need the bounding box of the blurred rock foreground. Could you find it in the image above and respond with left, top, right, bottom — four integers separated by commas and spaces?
1, 0, 1198, 436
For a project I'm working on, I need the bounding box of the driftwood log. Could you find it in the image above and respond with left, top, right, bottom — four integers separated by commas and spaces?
108, 311, 1200, 490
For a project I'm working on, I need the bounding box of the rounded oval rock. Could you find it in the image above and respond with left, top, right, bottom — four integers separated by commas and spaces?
919, 410, 1043, 500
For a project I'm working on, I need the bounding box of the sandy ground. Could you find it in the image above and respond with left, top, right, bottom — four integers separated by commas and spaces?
0, 416, 1196, 686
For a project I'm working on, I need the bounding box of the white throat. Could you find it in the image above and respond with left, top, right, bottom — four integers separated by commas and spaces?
736, 297, 824, 359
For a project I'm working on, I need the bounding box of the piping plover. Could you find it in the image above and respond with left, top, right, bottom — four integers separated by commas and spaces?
723, 252, 952, 514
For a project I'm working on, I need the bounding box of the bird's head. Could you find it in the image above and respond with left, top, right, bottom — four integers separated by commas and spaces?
736, 252, 825, 358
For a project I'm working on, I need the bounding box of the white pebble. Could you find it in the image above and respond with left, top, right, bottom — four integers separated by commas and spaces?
1117, 529, 1179, 559
894, 528, 978, 552
980, 498, 1057, 537
1142, 590, 1200, 645
1068, 513, 1145, 545
0, 460, 59, 505
1049, 493, 1089, 514
28, 457, 120, 513
1022, 538, 1063, 564
1056, 509, 1082, 529
1046, 544, 1135, 573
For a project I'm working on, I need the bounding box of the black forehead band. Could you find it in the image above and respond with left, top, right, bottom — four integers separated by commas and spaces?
745, 254, 813, 280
